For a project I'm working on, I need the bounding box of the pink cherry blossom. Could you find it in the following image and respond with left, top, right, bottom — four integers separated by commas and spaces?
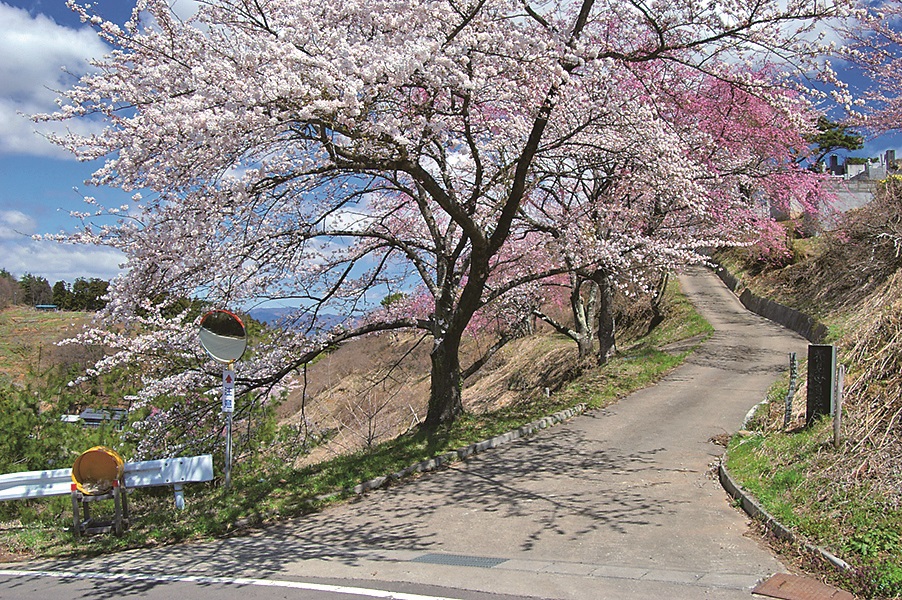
39, 0, 851, 445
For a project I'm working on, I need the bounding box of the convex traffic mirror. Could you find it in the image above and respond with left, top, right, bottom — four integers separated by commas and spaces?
198, 309, 247, 364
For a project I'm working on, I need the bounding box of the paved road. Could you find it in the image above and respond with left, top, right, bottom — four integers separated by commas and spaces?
2, 267, 810, 600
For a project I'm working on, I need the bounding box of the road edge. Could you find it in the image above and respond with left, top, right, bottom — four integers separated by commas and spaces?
710, 260, 853, 574
718, 458, 851, 572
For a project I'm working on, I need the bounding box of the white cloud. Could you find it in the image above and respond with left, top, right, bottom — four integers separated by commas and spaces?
1, 236, 124, 282
322, 209, 375, 233
0, 209, 37, 239
0, 3, 110, 158
168, 0, 200, 21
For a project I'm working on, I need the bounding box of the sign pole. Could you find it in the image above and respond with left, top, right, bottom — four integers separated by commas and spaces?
223, 363, 236, 490
834, 363, 845, 449
198, 309, 246, 492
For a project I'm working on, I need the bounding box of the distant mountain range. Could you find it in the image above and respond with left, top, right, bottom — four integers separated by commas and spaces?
247, 307, 296, 324
248, 307, 349, 332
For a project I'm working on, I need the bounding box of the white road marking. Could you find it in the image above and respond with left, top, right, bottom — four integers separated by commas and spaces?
0, 569, 464, 600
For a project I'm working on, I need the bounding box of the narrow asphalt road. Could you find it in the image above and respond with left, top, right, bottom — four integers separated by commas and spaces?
3, 267, 811, 600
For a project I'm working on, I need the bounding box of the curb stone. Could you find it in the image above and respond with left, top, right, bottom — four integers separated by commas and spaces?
709, 262, 829, 343
718, 458, 852, 573
345, 403, 588, 497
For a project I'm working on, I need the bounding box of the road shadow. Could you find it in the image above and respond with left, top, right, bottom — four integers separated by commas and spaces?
36, 424, 683, 593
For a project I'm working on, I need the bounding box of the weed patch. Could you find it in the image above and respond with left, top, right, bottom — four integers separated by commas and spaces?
727, 418, 902, 599
720, 181, 902, 599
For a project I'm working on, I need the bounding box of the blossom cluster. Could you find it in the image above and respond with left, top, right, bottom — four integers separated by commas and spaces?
42, 0, 851, 440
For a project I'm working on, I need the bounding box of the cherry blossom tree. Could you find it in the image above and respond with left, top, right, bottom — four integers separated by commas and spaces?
840, 0, 902, 134
43, 0, 851, 437
519, 64, 829, 363
522, 112, 712, 363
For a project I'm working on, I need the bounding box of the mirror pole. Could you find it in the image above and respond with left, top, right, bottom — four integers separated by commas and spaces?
225, 409, 233, 490
224, 360, 235, 491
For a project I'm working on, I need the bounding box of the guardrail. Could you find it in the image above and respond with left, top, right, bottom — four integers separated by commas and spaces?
0, 455, 214, 510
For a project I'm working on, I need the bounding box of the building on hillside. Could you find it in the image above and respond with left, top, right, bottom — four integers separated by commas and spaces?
60, 407, 128, 429
819, 149, 901, 218
826, 149, 898, 180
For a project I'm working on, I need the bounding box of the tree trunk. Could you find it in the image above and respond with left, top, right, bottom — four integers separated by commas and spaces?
576, 333, 595, 361
425, 333, 464, 429
594, 271, 615, 364
647, 272, 669, 334
572, 275, 597, 361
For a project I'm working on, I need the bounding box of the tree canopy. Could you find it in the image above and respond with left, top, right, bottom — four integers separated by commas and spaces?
841, 1, 902, 134
42, 0, 851, 443
808, 116, 864, 165
52, 278, 110, 311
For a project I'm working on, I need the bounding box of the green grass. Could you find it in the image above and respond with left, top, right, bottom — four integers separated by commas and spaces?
646, 279, 714, 347
726, 418, 902, 599
1, 279, 713, 560
717, 239, 902, 599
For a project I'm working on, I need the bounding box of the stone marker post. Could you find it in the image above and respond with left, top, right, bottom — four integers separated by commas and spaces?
806, 344, 836, 427
834, 363, 845, 449
783, 352, 797, 429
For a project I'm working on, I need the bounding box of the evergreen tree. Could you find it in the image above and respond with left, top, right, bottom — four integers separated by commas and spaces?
71, 277, 109, 311
19, 273, 52, 306
808, 116, 864, 165
52, 280, 73, 310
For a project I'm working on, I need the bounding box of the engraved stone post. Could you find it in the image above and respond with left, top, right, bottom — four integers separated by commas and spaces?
806, 344, 836, 427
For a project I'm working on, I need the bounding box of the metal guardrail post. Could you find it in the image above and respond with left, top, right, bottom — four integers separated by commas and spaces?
113, 480, 124, 536
173, 483, 185, 510
71, 484, 81, 540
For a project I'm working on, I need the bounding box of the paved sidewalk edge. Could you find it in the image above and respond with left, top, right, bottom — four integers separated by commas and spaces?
313, 403, 588, 502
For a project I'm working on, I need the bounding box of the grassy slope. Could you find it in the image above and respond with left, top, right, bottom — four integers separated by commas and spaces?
0, 307, 90, 385
0, 277, 712, 560
720, 182, 902, 599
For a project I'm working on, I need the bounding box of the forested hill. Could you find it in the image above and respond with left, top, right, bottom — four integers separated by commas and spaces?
0, 269, 108, 311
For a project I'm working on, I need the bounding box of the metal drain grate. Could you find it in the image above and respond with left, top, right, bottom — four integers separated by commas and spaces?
411, 553, 507, 569
753, 573, 854, 600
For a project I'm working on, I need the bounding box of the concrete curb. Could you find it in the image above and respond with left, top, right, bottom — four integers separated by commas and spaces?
312, 403, 589, 502
710, 263, 829, 343
712, 263, 853, 574
718, 459, 852, 572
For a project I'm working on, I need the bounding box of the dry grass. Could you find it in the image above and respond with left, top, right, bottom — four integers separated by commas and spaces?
277, 327, 580, 465
837, 271, 902, 499
274, 279, 690, 468
749, 177, 902, 320
0, 306, 93, 384
729, 179, 902, 504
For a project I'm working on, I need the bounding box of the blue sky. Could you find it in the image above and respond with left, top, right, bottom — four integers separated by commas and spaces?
0, 1, 898, 285
0, 0, 180, 284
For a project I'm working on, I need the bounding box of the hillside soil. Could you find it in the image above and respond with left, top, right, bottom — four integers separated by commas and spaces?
0, 307, 93, 385
274, 279, 694, 467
